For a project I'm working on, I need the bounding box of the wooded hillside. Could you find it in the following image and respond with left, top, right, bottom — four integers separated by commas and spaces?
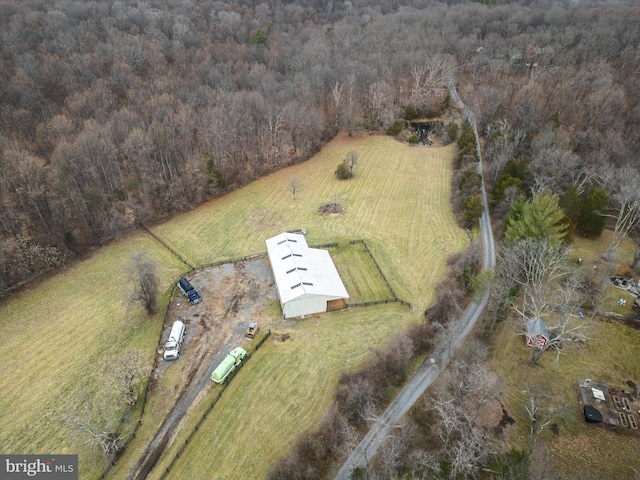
1, 0, 639, 291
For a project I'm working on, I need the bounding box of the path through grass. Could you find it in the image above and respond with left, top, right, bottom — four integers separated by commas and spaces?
1, 134, 467, 479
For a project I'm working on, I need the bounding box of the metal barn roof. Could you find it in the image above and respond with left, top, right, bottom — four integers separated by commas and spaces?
265, 232, 349, 305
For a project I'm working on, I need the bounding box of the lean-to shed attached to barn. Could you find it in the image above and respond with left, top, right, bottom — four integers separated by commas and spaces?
266, 232, 349, 319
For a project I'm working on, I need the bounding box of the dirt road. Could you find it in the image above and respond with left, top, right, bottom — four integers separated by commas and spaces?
127, 258, 277, 480
333, 82, 496, 479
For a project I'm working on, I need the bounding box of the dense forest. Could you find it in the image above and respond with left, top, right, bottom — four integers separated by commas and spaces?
1, 0, 639, 293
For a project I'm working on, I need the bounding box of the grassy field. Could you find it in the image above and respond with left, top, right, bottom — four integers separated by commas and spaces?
0, 133, 467, 479
489, 229, 640, 478
330, 242, 395, 303
149, 305, 414, 480
111, 134, 467, 479
152, 134, 467, 310
0, 235, 187, 478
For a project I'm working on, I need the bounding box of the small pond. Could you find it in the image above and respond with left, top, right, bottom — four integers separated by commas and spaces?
410, 120, 444, 146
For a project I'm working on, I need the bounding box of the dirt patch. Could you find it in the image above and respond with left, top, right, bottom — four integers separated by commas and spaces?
493, 403, 516, 438
319, 202, 344, 215
273, 333, 291, 343
129, 257, 278, 480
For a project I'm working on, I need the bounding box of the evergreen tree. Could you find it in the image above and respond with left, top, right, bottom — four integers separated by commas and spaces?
463, 194, 484, 223
559, 184, 581, 225
577, 187, 609, 237
504, 191, 569, 246
335, 161, 352, 180
491, 174, 522, 207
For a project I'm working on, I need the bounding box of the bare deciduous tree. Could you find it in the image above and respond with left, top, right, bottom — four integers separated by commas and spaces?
128, 252, 159, 315
520, 275, 592, 365
379, 419, 417, 478
524, 389, 554, 455
67, 390, 131, 461
345, 150, 359, 177
345, 74, 357, 136
332, 80, 343, 130
427, 358, 497, 479
264, 105, 285, 164
499, 239, 569, 318
529, 126, 593, 197
500, 240, 591, 364
288, 176, 301, 200
629, 225, 640, 270
367, 81, 393, 128
67, 349, 151, 462
599, 166, 640, 260
410, 55, 456, 107
105, 350, 151, 406
406, 449, 442, 479
335, 373, 380, 427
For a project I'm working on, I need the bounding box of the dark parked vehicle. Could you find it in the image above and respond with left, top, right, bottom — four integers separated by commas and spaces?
177, 277, 202, 305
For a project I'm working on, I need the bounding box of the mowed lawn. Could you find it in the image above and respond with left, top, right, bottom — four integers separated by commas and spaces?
330, 242, 394, 303
129, 135, 468, 479
152, 134, 467, 311
0, 235, 186, 478
489, 231, 640, 479
149, 305, 414, 480
1, 133, 467, 479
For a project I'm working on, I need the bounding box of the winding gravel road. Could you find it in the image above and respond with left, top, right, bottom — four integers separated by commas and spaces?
333, 82, 496, 479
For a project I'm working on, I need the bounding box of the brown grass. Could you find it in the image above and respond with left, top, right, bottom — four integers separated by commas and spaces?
489, 227, 640, 478
134, 135, 468, 479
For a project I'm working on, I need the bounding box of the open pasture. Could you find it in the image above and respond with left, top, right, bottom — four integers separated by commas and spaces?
1, 134, 466, 479
0, 235, 186, 478
150, 305, 415, 480
153, 134, 467, 310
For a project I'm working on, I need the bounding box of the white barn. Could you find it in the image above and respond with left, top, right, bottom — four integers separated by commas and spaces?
266, 232, 349, 319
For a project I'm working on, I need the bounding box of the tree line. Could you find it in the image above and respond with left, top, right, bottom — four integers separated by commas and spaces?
2, 0, 639, 291
3, 0, 640, 477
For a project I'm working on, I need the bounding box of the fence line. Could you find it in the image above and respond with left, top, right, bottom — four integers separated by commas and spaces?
0, 267, 53, 297
184, 244, 338, 274
344, 240, 412, 310
101, 240, 404, 478
349, 240, 397, 299
186, 251, 267, 273
159, 330, 271, 479
328, 297, 412, 312
308, 242, 339, 249
140, 223, 194, 268
98, 284, 178, 480
101, 252, 273, 478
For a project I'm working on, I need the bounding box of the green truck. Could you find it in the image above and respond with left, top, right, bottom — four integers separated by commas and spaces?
211, 347, 248, 384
